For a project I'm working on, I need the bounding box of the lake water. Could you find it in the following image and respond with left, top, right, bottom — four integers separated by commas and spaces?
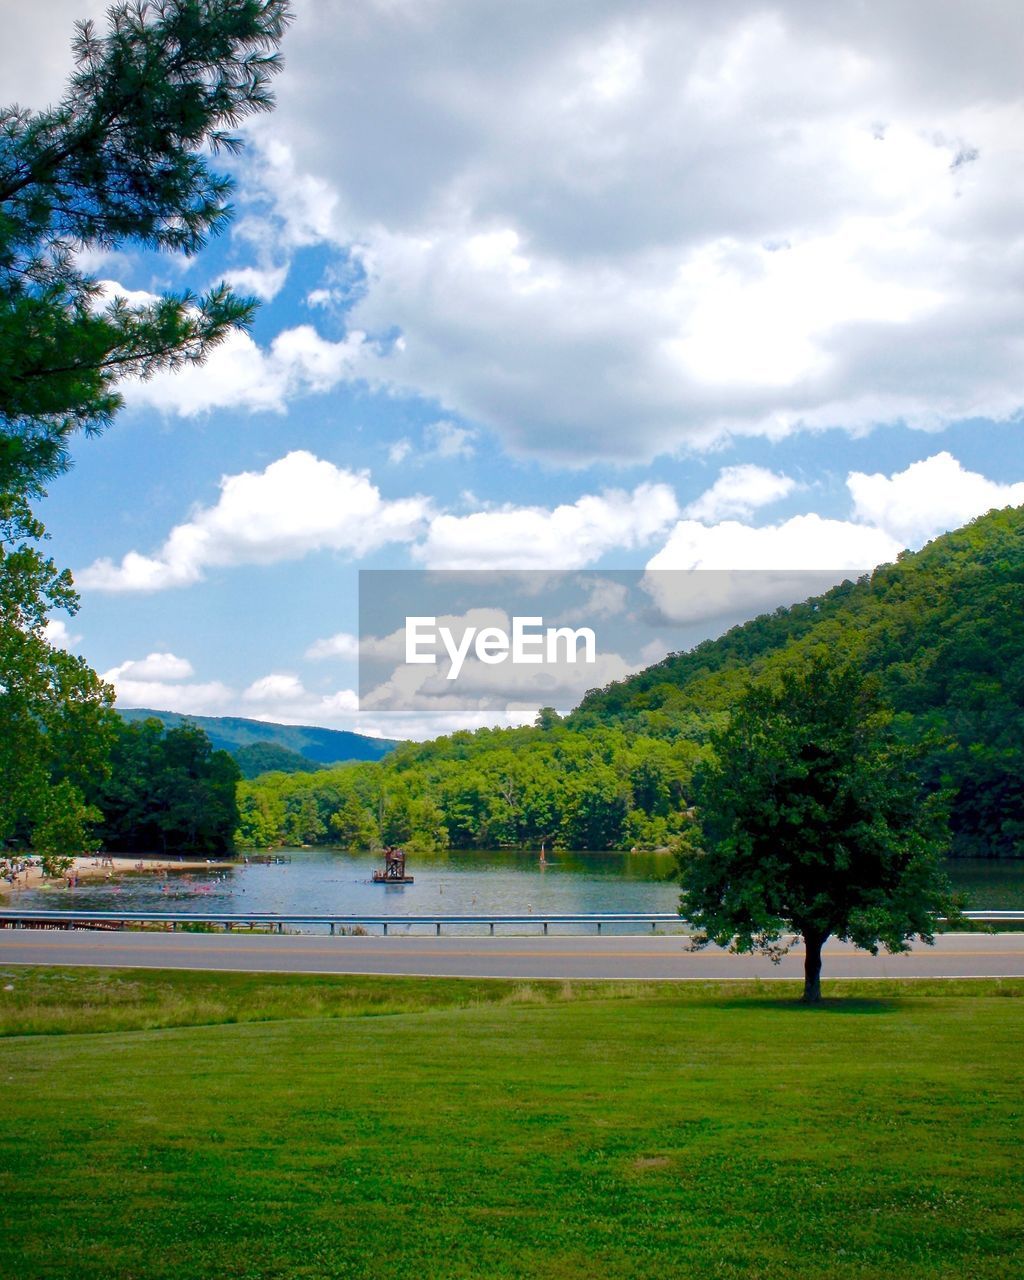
8, 848, 1023, 931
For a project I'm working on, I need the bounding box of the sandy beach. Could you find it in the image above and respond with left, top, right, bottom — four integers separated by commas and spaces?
1, 855, 229, 894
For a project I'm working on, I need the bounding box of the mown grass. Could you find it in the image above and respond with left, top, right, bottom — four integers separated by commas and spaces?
1, 969, 1022, 1279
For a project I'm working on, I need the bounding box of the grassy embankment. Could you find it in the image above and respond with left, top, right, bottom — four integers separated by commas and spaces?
1, 969, 1022, 1279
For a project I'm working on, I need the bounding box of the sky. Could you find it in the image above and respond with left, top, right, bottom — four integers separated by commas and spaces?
6, 0, 1024, 738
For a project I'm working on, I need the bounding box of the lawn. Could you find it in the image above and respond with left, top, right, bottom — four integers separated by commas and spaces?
1, 969, 1022, 1279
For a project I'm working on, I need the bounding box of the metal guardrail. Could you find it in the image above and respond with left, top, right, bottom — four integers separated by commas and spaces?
0, 909, 1021, 935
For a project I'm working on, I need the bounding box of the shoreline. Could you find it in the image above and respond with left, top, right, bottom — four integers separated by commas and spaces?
2, 855, 231, 895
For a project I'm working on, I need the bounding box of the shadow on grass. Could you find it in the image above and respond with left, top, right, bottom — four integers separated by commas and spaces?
715, 996, 901, 1014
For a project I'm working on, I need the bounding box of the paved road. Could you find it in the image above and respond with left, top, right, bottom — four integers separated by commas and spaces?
1, 928, 1022, 980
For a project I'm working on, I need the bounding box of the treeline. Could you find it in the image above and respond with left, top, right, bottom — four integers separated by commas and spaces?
87, 719, 240, 856
236, 724, 702, 852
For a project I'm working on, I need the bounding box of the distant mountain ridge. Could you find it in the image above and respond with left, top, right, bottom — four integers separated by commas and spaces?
118, 708, 398, 770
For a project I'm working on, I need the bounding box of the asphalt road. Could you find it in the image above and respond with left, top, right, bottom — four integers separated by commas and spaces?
1, 928, 1022, 980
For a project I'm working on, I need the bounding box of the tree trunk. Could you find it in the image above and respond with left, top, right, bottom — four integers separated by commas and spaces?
802, 931, 826, 1003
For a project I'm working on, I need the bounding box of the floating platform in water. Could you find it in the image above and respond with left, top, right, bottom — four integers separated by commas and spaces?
372, 846, 413, 884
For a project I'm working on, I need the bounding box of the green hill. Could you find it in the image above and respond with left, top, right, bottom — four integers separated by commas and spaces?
118, 709, 397, 770
569, 504, 1024, 856
232, 743, 327, 779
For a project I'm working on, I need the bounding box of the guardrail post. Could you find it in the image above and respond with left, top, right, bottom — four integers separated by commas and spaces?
276, 922, 282, 935
489, 922, 494, 935
330, 922, 335, 936
383, 921, 388, 936
435, 922, 441, 936
543, 922, 548, 935
597, 921, 602, 934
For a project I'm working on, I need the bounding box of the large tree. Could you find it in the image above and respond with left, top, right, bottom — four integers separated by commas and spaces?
0, 0, 291, 862
677, 655, 960, 1002
0, 492, 113, 869
91, 718, 240, 854
0, 0, 292, 492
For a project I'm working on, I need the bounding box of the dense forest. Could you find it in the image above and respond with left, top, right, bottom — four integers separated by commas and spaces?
238, 505, 1024, 858
88, 719, 241, 856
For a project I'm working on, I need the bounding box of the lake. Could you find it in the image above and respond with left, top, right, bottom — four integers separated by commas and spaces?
8, 848, 1024, 930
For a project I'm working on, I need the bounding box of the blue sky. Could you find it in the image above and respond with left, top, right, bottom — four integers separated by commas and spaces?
7, 0, 1024, 737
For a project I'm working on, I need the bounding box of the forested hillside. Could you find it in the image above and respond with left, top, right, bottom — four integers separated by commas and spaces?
570, 505, 1024, 857
239, 506, 1024, 858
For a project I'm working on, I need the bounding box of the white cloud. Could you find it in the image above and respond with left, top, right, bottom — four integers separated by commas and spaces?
122, 324, 372, 417
11, 5, 1024, 461
221, 262, 290, 301
848, 451, 1024, 546
648, 513, 901, 572
225, 0, 1024, 461
387, 421, 477, 465
105, 677, 234, 716
416, 482, 680, 569
104, 652, 195, 682
685, 464, 798, 522
425, 420, 477, 459
100, 650, 366, 728
44, 618, 82, 650
238, 672, 361, 726
79, 451, 432, 592
305, 632, 360, 661
101, 652, 230, 716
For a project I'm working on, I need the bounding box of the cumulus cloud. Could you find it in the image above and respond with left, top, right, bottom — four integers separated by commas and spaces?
12, 4, 1024, 459
240, 673, 360, 723
104, 652, 195, 682
123, 324, 371, 417
416, 482, 680, 569
848, 451, 1024, 546
685, 464, 798, 522
99, 652, 231, 715
226, 0, 1024, 461
44, 618, 82, 650
79, 451, 432, 592
100, 650, 366, 728
305, 632, 361, 661
221, 262, 290, 302
648, 513, 901, 572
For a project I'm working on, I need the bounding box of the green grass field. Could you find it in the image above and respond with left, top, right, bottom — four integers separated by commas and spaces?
1, 969, 1022, 1279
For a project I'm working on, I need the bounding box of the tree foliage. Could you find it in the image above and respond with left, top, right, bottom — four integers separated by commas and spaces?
0, 0, 292, 491
90, 717, 241, 854
0, 1, 290, 865
236, 724, 701, 853
677, 656, 959, 1002
0, 493, 114, 869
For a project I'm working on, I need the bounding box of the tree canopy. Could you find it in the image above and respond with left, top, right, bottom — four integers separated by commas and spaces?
676, 656, 960, 1002
90, 717, 241, 854
0, 0, 292, 492
0, 1, 291, 867
0, 492, 113, 869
